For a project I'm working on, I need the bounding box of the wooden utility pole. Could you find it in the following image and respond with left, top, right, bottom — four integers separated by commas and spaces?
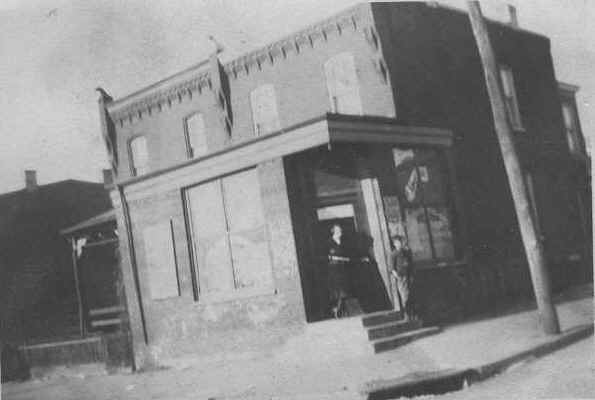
467, 1, 560, 334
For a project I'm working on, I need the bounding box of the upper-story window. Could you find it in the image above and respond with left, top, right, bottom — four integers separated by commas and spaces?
499, 66, 523, 130
250, 84, 280, 136
129, 136, 149, 176
185, 113, 208, 158
324, 52, 362, 115
561, 102, 580, 153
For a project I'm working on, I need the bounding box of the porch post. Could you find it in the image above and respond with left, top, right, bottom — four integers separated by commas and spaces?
70, 237, 85, 337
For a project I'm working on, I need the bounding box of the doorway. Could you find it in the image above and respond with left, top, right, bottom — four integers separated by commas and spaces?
287, 145, 395, 321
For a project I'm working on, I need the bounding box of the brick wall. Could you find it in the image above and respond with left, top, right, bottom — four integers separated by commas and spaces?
118, 158, 305, 368
109, 4, 395, 181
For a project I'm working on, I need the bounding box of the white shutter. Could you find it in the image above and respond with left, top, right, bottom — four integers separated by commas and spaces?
186, 113, 207, 158
250, 84, 280, 136
324, 52, 362, 115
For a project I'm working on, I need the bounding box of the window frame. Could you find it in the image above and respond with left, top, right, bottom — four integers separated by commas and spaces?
499, 65, 524, 131
184, 167, 276, 303
249, 84, 281, 137
183, 112, 208, 159
561, 102, 581, 154
324, 52, 363, 115
391, 147, 458, 267
128, 135, 149, 177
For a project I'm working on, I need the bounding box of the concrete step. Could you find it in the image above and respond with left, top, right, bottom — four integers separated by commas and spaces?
367, 319, 423, 341
362, 310, 403, 327
372, 326, 442, 354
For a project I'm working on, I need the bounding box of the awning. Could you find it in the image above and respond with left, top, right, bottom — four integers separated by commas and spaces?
60, 209, 117, 236
121, 114, 454, 200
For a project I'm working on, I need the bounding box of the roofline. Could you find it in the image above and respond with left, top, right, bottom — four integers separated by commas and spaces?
105, 1, 550, 119
426, 1, 549, 40
106, 59, 210, 113
105, 3, 371, 116
115, 113, 453, 189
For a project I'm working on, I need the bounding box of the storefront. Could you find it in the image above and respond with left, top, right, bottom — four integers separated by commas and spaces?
285, 135, 463, 321
115, 114, 462, 367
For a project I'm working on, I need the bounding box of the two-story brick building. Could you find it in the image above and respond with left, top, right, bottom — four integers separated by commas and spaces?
97, 3, 591, 368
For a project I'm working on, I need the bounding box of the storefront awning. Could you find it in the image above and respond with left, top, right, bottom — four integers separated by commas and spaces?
120, 114, 453, 200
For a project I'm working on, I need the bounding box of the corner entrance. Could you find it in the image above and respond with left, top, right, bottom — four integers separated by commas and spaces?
286, 145, 395, 321
285, 141, 461, 322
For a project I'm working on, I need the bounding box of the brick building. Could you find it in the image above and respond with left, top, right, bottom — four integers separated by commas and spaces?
97, 3, 591, 368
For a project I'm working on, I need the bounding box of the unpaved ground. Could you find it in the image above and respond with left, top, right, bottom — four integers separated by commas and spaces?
425, 337, 595, 400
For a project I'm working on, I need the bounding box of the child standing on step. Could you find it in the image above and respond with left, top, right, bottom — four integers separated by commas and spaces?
390, 235, 416, 321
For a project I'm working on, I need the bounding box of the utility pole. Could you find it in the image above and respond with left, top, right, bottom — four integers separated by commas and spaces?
467, 1, 560, 334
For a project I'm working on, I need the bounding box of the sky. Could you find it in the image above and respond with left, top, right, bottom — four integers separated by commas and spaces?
0, 0, 593, 193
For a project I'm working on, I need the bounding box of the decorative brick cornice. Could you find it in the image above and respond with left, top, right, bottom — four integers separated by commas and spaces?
106, 3, 374, 126
109, 71, 211, 126
223, 4, 371, 78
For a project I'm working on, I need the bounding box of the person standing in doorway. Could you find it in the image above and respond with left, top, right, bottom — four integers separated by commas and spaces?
327, 224, 351, 318
390, 234, 416, 321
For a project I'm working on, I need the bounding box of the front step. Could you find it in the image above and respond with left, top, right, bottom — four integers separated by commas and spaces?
362, 310, 403, 327
372, 326, 442, 353
367, 319, 423, 340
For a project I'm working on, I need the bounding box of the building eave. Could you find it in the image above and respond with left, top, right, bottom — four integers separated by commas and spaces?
116, 113, 453, 201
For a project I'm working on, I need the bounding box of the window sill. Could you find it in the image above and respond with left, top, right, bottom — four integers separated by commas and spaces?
198, 286, 278, 304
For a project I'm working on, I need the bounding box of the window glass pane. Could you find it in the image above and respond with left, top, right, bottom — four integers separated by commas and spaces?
186, 113, 207, 158
427, 206, 454, 259
250, 84, 280, 136
229, 228, 272, 289
324, 52, 362, 115
562, 104, 578, 152
142, 221, 179, 299
404, 208, 433, 261
221, 169, 273, 289
222, 169, 265, 232
499, 67, 522, 128
392, 147, 455, 262
186, 181, 234, 294
130, 136, 148, 175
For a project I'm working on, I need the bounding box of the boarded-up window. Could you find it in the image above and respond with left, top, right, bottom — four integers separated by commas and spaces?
185, 113, 208, 158
130, 136, 149, 176
142, 220, 179, 299
186, 168, 273, 298
499, 66, 523, 130
324, 52, 362, 115
250, 84, 280, 136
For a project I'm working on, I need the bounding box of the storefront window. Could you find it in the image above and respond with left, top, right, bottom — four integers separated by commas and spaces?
388, 147, 455, 263
185, 168, 273, 299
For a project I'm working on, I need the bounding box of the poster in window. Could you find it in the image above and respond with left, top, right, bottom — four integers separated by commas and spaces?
382, 195, 405, 238
142, 221, 179, 300
404, 207, 432, 261
427, 206, 455, 260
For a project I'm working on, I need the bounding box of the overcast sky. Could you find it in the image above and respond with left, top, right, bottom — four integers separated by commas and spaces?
1, 0, 593, 192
